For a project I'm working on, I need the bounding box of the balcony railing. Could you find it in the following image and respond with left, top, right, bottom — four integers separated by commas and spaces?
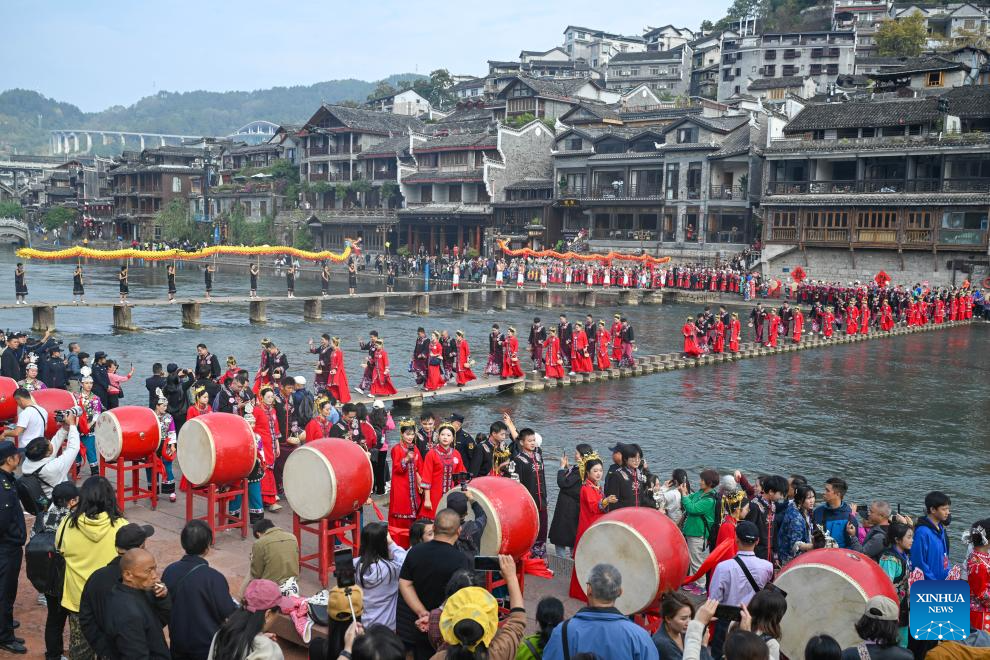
309, 172, 328, 182
563, 184, 663, 199
804, 228, 849, 242
767, 227, 798, 241
306, 146, 329, 157
855, 229, 898, 243
903, 229, 934, 245
768, 178, 990, 195
767, 225, 987, 249
709, 185, 747, 200
939, 228, 987, 246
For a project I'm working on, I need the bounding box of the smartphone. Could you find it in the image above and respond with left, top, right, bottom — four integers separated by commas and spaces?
334, 548, 356, 588
474, 555, 501, 572
714, 604, 742, 622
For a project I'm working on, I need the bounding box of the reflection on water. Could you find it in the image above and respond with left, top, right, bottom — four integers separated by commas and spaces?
2, 250, 988, 560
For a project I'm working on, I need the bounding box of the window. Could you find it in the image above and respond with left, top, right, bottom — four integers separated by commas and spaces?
650, 67, 660, 75
260, 201, 267, 216
806, 211, 848, 228
616, 213, 634, 230
856, 209, 897, 229
942, 211, 987, 230
665, 164, 679, 199
687, 163, 702, 199
676, 128, 698, 144
452, 152, 467, 166
772, 211, 797, 227
567, 138, 583, 151
907, 211, 931, 229
764, 65, 776, 76
630, 68, 640, 76
566, 173, 586, 192
578, 32, 586, 39
826, 64, 839, 75
639, 213, 659, 231
448, 185, 462, 202
768, 88, 785, 100
511, 85, 532, 97
765, 49, 777, 60
926, 71, 944, 87
172, 176, 182, 193
420, 185, 432, 203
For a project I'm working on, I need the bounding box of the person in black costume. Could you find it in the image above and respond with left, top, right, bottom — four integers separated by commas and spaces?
548, 442, 595, 558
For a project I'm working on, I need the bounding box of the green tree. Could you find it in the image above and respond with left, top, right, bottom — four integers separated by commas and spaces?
157, 199, 203, 243
367, 81, 397, 102
0, 201, 24, 219
876, 12, 927, 57
700, 19, 715, 32
412, 69, 456, 110
293, 227, 314, 250
43, 206, 75, 230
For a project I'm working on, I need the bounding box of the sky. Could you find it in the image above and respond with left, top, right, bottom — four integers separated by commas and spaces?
1, 0, 730, 112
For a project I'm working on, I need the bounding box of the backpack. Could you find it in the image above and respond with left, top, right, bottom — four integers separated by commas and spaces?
295, 389, 315, 429
26, 521, 66, 598
16, 467, 51, 516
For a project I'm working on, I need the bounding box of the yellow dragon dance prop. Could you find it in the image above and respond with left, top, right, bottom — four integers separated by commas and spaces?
17, 244, 354, 263
497, 240, 670, 265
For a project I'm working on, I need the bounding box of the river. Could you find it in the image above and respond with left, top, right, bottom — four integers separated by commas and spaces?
2, 249, 988, 561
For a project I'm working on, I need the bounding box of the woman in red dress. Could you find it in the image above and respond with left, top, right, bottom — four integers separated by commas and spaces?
767, 311, 780, 347
859, 302, 870, 334
570, 324, 593, 374
846, 303, 859, 334
502, 327, 524, 378
389, 420, 423, 547
880, 302, 895, 331
569, 455, 617, 601
186, 386, 211, 421
424, 331, 447, 391
326, 337, 350, 404
934, 298, 945, 324
713, 317, 725, 354
791, 306, 803, 343
454, 331, 477, 386
304, 396, 336, 441
252, 387, 281, 511
595, 321, 612, 371
823, 307, 835, 338
370, 339, 398, 396
610, 314, 623, 362
729, 313, 741, 353
543, 328, 565, 380
967, 519, 990, 634
682, 317, 703, 357
418, 423, 464, 519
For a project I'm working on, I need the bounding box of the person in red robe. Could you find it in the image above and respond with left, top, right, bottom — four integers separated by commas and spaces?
791, 306, 804, 343
389, 419, 423, 547
610, 314, 623, 362
502, 327, 524, 378
570, 324, 593, 374
860, 303, 871, 334
569, 455, 617, 601
949, 295, 959, 321
418, 423, 464, 519
846, 303, 859, 334
370, 339, 397, 396
880, 302, 894, 331
326, 337, 350, 404
186, 386, 211, 422
424, 331, 446, 391
729, 313, 741, 353
767, 311, 780, 347
543, 328, 565, 380
304, 396, 336, 441
682, 317, 703, 357
823, 307, 835, 338
595, 322, 612, 370
454, 331, 477, 386
252, 387, 281, 510
934, 298, 945, 324
713, 317, 725, 354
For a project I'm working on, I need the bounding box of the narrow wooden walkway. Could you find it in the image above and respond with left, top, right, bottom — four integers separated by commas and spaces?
350, 377, 526, 407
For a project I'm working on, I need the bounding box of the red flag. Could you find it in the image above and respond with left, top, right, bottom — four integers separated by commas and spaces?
370, 500, 385, 521
520, 553, 554, 579
682, 537, 736, 586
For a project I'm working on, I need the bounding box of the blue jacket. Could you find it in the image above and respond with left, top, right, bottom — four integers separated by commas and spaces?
776, 502, 810, 565
911, 517, 949, 580
812, 502, 858, 549
543, 607, 659, 660
161, 555, 237, 658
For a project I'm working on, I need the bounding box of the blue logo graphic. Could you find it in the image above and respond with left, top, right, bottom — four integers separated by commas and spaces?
910, 580, 970, 641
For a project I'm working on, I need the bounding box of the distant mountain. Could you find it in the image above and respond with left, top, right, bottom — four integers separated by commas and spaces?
0, 73, 426, 155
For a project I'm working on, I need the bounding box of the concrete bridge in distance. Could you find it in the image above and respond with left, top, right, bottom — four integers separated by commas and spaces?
50, 129, 203, 155
0, 219, 30, 246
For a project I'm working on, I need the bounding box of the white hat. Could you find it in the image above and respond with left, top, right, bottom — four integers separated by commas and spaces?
294, 376, 306, 386
80, 366, 92, 377
372, 400, 385, 409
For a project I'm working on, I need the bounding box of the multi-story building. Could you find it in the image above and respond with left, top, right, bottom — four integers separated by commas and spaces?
108, 145, 217, 241
451, 78, 486, 100
563, 25, 646, 69
890, 2, 989, 49
495, 75, 609, 122
832, 0, 891, 56
869, 55, 973, 91
760, 94, 990, 284
365, 89, 432, 116
643, 25, 696, 51
718, 31, 857, 101
605, 47, 693, 97
552, 112, 765, 257
220, 143, 283, 179
689, 32, 727, 98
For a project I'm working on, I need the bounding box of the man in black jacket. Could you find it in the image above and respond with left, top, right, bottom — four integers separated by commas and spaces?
164, 364, 193, 431
745, 474, 788, 563
104, 548, 171, 660
91, 351, 112, 410
79, 523, 155, 658
162, 521, 236, 660
0, 334, 23, 380
194, 344, 221, 382
145, 363, 167, 408
0, 441, 26, 654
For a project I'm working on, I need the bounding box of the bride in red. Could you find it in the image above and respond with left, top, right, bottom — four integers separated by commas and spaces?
682, 316, 703, 357
570, 324, 593, 374
569, 454, 617, 600
729, 313, 741, 352
326, 337, 350, 403
454, 330, 477, 386
252, 387, 281, 511
595, 321, 611, 370
713, 316, 725, 354
791, 306, 803, 343
543, 327, 565, 380
418, 423, 464, 519
389, 420, 423, 546
370, 339, 397, 396
502, 327, 524, 378
424, 331, 446, 391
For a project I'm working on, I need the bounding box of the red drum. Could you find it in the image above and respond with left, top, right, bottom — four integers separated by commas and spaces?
95, 406, 161, 461
776, 548, 899, 658
33, 389, 77, 440
574, 507, 689, 615
439, 476, 538, 559
177, 413, 256, 487
0, 377, 17, 423
283, 438, 372, 521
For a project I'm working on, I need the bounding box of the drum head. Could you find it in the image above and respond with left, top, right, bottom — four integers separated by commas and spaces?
283, 446, 335, 521
777, 562, 868, 658
177, 419, 215, 487
439, 487, 503, 556
94, 412, 123, 461
575, 520, 659, 615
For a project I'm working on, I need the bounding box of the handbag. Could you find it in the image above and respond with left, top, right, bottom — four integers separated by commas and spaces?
25, 522, 66, 598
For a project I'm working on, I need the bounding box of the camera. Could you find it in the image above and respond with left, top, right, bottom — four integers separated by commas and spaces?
54, 406, 82, 424
453, 471, 471, 491
334, 548, 356, 588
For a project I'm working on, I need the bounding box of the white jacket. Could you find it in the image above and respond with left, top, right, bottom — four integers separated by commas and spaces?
21, 425, 80, 498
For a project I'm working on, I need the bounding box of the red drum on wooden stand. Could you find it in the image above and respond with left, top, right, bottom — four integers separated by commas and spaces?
178, 413, 256, 541
94, 406, 162, 512
0, 377, 17, 423
33, 389, 76, 439
574, 508, 689, 615
95, 406, 160, 461
283, 438, 373, 586
775, 548, 899, 658
439, 476, 538, 559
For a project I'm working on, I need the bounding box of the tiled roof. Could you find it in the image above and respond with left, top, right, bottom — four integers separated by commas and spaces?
587, 151, 664, 161
748, 76, 808, 90
402, 169, 485, 184
358, 135, 411, 158
688, 115, 750, 133
433, 107, 492, 126
873, 56, 967, 76
413, 131, 497, 151
146, 146, 205, 157
226, 143, 280, 155
397, 203, 492, 216
784, 98, 939, 132
708, 123, 755, 159
317, 104, 425, 135
941, 85, 990, 118
504, 178, 553, 191
618, 106, 703, 121
609, 48, 683, 64
765, 133, 990, 153
561, 102, 622, 123
450, 78, 486, 91
764, 192, 988, 206
502, 76, 596, 101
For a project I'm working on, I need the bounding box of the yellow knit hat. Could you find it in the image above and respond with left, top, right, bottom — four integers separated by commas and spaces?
439, 587, 498, 649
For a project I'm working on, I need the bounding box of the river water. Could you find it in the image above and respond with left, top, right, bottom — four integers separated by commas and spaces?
2, 249, 988, 560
